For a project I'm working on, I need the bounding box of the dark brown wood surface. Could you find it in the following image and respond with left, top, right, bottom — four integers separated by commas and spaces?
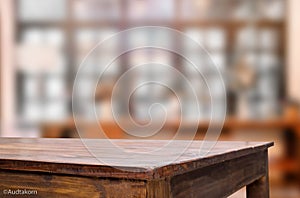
170, 150, 269, 197
0, 170, 148, 198
0, 138, 273, 180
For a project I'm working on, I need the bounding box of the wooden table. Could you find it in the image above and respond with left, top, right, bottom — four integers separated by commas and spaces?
0, 138, 273, 198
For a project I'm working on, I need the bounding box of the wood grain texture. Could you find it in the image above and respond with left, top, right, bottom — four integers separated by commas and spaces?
146, 178, 170, 198
246, 176, 269, 198
0, 170, 147, 198
170, 150, 268, 198
0, 138, 273, 180
246, 150, 270, 198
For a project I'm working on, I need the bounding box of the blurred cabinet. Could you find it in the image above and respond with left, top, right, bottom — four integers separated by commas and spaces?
14, 0, 286, 125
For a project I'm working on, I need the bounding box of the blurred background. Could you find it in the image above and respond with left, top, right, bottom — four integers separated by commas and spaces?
1, 0, 300, 197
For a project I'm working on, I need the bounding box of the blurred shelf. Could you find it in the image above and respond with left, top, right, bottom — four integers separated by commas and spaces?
18, 20, 284, 29
42, 116, 300, 137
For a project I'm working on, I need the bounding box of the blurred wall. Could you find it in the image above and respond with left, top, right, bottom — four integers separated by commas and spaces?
288, 0, 300, 102
0, 0, 16, 136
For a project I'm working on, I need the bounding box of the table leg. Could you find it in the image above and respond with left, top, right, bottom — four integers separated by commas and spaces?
295, 125, 300, 188
246, 175, 269, 198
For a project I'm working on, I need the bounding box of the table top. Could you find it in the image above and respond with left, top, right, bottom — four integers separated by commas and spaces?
0, 138, 273, 180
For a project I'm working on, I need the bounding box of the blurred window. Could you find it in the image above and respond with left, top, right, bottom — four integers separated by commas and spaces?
18, 0, 67, 21
127, 0, 174, 21
73, 0, 121, 21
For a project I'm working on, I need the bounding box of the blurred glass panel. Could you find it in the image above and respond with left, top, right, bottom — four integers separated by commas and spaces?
180, 0, 228, 20
75, 28, 118, 65
236, 27, 258, 50
96, 100, 115, 121
127, 31, 149, 48
233, 31, 281, 119
75, 77, 95, 100
230, 0, 256, 20
256, 99, 279, 118
44, 77, 66, 99
259, 52, 280, 71
22, 28, 65, 46
23, 101, 42, 122
78, 57, 98, 75
188, 77, 207, 97
75, 53, 121, 77
18, 0, 67, 21
181, 0, 209, 19
132, 90, 180, 122
259, 28, 279, 50
128, 0, 174, 21
129, 50, 174, 93
18, 28, 66, 73
184, 28, 226, 50
17, 27, 68, 123
210, 52, 226, 71
73, 0, 121, 21
206, 28, 226, 50
96, 56, 120, 76
182, 52, 206, 75
133, 100, 160, 121
75, 28, 120, 87
258, 0, 285, 20
23, 76, 40, 100
78, 101, 94, 119
182, 99, 204, 121
184, 28, 205, 50
257, 75, 278, 98
209, 76, 226, 98
243, 52, 259, 68
76, 29, 99, 54
255, 65, 280, 117
128, 50, 149, 67
127, 28, 172, 48
44, 101, 68, 121
128, 49, 172, 68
